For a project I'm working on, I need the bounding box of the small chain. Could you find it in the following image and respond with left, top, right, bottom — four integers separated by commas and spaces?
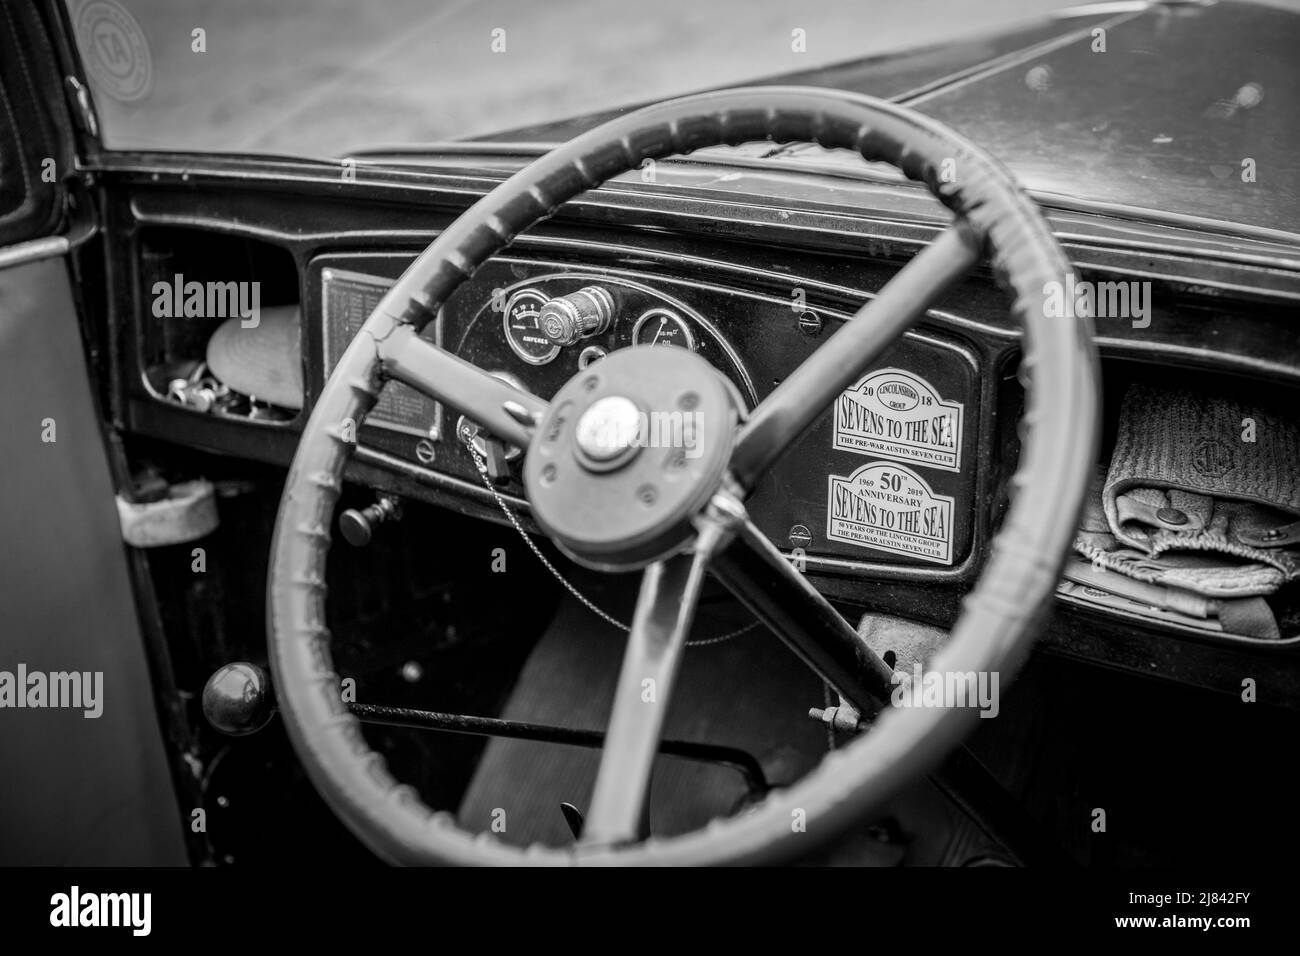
685, 624, 758, 647
467, 443, 759, 646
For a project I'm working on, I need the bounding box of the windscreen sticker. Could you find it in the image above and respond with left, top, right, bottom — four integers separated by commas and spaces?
827, 462, 954, 565
833, 368, 963, 472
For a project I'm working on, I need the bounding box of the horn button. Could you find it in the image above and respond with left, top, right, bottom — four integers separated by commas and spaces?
573, 395, 645, 470
524, 346, 740, 570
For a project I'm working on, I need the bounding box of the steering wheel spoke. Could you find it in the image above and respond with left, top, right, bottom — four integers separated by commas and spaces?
580, 551, 710, 846
581, 501, 741, 846
378, 322, 547, 449
729, 223, 982, 493
710, 510, 895, 713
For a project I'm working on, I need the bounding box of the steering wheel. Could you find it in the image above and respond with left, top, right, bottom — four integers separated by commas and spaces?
267, 87, 1099, 865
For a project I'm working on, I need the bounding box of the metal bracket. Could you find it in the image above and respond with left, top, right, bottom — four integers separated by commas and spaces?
809, 698, 865, 734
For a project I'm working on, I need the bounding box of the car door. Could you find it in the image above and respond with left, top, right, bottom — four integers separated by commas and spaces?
0, 2, 184, 865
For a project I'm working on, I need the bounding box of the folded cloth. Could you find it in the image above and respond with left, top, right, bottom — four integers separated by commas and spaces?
1086, 382, 1300, 598
1072, 472, 1281, 637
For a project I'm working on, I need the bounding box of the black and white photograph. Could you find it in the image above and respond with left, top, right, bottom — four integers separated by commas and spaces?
0, 0, 1295, 930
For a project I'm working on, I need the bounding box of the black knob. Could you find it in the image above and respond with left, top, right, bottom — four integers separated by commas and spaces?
338, 495, 401, 547
202, 662, 277, 736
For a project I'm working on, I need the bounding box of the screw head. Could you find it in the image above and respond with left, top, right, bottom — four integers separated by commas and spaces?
797, 311, 823, 336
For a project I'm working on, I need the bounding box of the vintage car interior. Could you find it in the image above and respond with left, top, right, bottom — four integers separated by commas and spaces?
2, 0, 1298, 868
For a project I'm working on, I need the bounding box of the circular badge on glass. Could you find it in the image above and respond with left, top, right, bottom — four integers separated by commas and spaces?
77, 0, 154, 103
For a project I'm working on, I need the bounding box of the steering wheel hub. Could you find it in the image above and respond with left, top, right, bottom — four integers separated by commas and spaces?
574, 395, 644, 467
523, 345, 740, 570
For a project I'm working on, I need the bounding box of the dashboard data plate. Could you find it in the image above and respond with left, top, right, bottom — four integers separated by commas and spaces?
321, 267, 441, 439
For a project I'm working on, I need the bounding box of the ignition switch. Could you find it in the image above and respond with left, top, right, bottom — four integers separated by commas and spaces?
456, 369, 525, 484
538, 286, 615, 346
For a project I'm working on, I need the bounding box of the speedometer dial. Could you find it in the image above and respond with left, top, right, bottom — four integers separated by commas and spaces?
503, 289, 560, 365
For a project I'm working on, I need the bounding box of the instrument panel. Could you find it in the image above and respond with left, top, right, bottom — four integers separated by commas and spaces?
310, 252, 984, 576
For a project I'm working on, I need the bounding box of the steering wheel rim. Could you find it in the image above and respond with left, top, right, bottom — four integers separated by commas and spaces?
268, 86, 1099, 865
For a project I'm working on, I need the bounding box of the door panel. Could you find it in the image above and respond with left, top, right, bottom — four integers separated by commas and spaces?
0, 250, 185, 865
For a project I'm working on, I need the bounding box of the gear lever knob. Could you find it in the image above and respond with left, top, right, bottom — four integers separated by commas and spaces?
202, 662, 277, 736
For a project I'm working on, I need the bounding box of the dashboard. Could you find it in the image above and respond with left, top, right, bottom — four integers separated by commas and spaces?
97, 160, 1300, 708
310, 252, 985, 577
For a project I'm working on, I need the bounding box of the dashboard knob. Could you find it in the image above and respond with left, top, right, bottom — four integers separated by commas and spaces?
339, 495, 402, 547
538, 286, 615, 346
